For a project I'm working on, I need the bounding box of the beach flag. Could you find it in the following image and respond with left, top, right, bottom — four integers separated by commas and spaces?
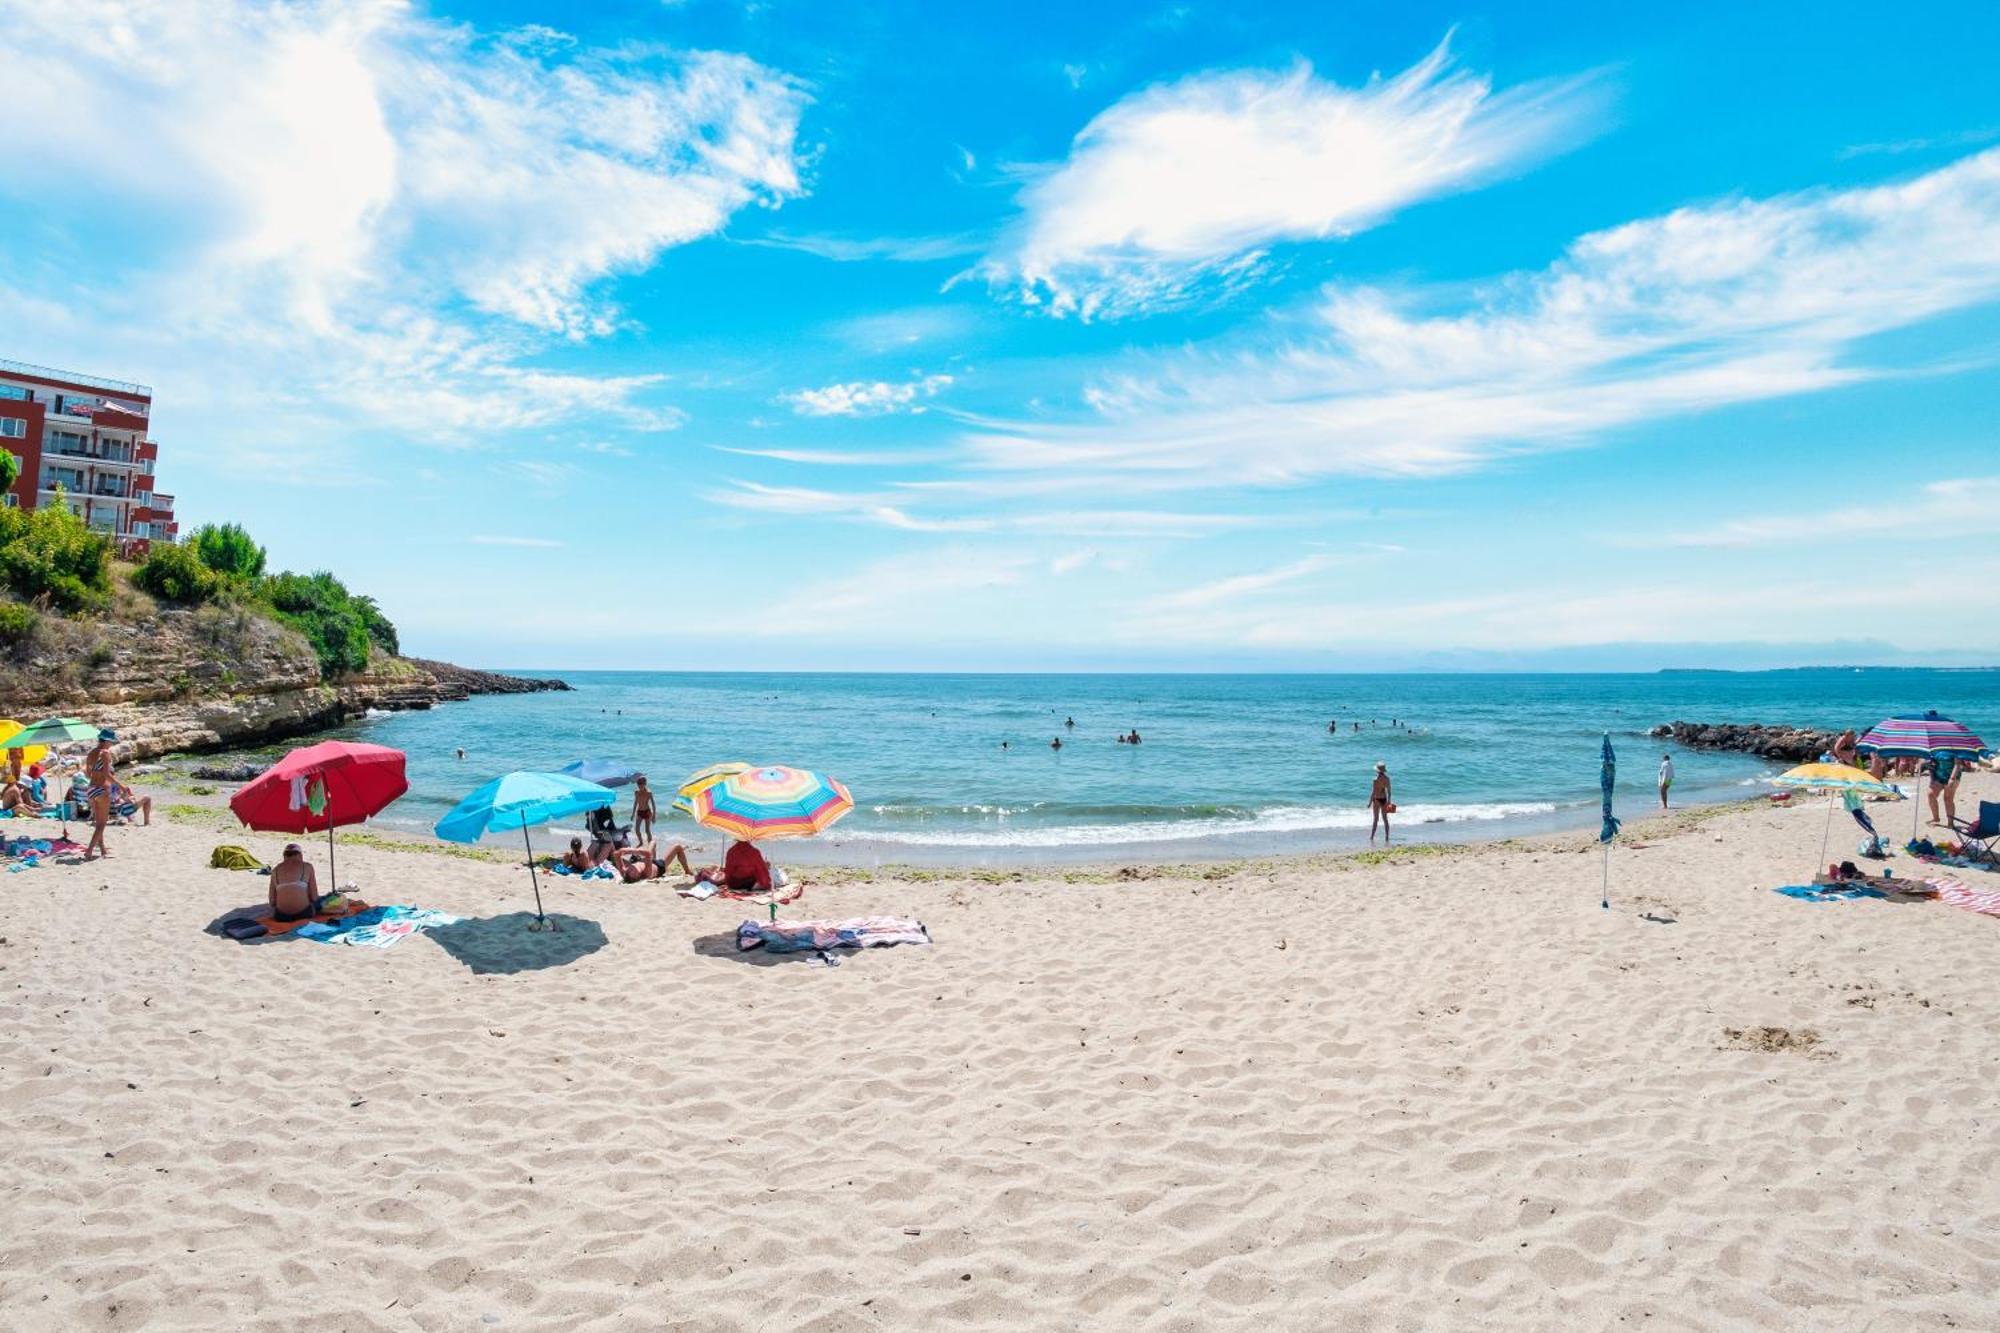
1599, 733, 1620, 910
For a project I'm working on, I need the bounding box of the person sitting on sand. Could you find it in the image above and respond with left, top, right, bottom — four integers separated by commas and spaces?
695, 838, 776, 895
110, 780, 151, 826
0, 776, 23, 812
1831, 730, 1859, 767
561, 836, 592, 873
608, 840, 693, 883
1369, 763, 1393, 843
269, 842, 321, 922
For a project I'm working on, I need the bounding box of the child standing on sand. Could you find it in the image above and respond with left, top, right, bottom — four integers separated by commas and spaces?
632, 774, 657, 843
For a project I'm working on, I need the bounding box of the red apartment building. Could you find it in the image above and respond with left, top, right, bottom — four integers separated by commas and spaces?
0, 358, 178, 557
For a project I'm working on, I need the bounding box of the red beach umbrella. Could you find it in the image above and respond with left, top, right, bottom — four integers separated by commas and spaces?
229, 741, 410, 891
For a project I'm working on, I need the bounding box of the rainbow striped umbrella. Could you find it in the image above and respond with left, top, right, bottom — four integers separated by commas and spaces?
1856, 712, 1985, 758
1769, 763, 1904, 876
685, 765, 853, 842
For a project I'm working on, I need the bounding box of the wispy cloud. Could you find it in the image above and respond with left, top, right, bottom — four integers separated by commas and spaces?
974, 36, 1607, 318
716, 446, 953, 465
1644, 477, 2000, 549
471, 535, 565, 548
781, 373, 954, 417
1839, 127, 2000, 159
739, 230, 984, 262
707, 481, 1248, 537
1149, 555, 1336, 610
962, 147, 2000, 486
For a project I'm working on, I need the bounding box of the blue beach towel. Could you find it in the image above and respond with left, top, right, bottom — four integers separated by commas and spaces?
1774, 883, 1885, 904
295, 905, 462, 948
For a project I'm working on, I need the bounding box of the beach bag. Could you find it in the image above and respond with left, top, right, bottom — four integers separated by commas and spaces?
1384, 802, 1398, 814
209, 845, 264, 871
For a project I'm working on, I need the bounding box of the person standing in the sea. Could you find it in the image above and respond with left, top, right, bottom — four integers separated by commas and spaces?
1369, 763, 1392, 843
1658, 753, 1675, 809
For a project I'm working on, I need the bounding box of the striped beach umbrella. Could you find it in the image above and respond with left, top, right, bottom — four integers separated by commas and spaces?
685, 765, 853, 842
1856, 713, 1983, 838
1856, 712, 1985, 758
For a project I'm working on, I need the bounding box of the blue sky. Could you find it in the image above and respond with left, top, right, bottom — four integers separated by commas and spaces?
4, 0, 1999, 670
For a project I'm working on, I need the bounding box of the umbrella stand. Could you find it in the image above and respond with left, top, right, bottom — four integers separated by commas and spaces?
521, 816, 555, 932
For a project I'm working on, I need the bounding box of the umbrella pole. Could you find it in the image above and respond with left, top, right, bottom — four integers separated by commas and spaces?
327, 821, 337, 895
1913, 770, 1923, 842
1819, 794, 1837, 876
1600, 840, 1609, 911
522, 817, 550, 929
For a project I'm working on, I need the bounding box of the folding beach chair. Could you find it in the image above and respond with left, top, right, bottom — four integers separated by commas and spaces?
1947, 801, 2000, 870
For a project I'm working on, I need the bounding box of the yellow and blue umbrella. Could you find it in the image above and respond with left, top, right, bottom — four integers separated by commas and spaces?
1769, 763, 1904, 876
673, 760, 750, 815
685, 765, 853, 842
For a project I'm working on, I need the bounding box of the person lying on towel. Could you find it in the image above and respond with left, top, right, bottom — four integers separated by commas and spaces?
268, 842, 321, 922
608, 840, 692, 883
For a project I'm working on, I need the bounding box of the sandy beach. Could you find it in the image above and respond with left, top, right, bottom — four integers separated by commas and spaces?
2, 774, 1997, 1332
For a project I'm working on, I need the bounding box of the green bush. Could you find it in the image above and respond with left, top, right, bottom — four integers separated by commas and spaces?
261, 570, 374, 677
133, 542, 222, 604
0, 449, 19, 496
189, 522, 267, 580
0, 491, 113, 611
0, 600, 36, 649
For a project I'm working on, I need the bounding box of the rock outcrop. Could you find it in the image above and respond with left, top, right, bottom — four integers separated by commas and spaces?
1648, 721, 1838, 762
2, 602, 567, 761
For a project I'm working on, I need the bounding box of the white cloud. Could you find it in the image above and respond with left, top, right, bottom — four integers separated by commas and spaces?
963, 147, 2000, 485
1050, 548, 1098, 575
1149, 555, 1335, 610
977, 37, 1605, 318
0, 1, 806, 438
1647, 477, 2000, 548
781, 373, 954, 417
707, 481, 1247, 538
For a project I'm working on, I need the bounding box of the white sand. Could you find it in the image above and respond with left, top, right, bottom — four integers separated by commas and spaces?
2, 773, 1997, 1331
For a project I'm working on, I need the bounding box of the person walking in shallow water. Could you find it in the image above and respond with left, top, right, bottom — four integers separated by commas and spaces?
1658, 753, 1674, 809
1369, 763, 1392, 843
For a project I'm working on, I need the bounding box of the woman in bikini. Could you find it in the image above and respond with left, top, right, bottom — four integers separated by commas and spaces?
609, 840, 692, 883
269, 843, 321, 921
84, 730, 117, 862
1369, 762, 1393, 844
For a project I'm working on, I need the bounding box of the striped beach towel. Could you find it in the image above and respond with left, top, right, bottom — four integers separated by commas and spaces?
1930, 878, 2000, 920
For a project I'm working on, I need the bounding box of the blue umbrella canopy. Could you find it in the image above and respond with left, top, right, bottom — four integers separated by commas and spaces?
435, 771, 617, 927
436, 771, 614, 842
1599, 733, 1621, 846
558, 758, 640, 788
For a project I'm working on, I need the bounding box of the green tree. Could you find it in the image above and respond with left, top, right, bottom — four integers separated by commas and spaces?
134, 542, 222, 604
0, 448, 19, 497
0, 487, 113, 612
189, 522, 267, 580
260, 570, 375, 677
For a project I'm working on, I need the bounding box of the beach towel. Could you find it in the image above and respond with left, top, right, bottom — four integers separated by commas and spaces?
295, 904, 461, 948
736, 916, 931, 953
1774, 883, 1884, 904
256, 898, 375, 937
1931, 877, 2000, 920
550, 862, 614, 880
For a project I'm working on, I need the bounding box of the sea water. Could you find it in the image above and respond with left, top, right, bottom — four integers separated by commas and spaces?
276, 668, 1996, 865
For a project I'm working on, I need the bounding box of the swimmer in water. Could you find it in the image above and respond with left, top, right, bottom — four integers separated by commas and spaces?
1051, 737, 1063, 751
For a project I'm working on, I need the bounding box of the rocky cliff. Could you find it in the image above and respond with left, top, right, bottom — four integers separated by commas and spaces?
1, 600, 566, 761
1648, 721, 1838, 762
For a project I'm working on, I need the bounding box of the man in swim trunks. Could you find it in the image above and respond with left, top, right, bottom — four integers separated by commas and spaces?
84, 730, 116, 861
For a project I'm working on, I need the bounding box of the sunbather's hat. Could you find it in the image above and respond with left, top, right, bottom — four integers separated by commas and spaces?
27, 764, 39, 777
97, 729, 116, 741
283, 841, 302, 855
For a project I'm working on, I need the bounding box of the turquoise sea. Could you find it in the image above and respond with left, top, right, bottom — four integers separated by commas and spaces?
261, 669, 1997, 865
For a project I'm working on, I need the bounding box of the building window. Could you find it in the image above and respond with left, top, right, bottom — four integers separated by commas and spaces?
0, 418, 24, 438
0, 385, 25, 400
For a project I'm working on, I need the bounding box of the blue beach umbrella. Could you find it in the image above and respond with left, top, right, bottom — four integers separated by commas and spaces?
559, 758, 640, 788
435, 772, 616, 928
1599, 733, 1620, 910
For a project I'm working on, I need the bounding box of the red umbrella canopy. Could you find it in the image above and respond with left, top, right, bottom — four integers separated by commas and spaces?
229, 741, 410, 834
